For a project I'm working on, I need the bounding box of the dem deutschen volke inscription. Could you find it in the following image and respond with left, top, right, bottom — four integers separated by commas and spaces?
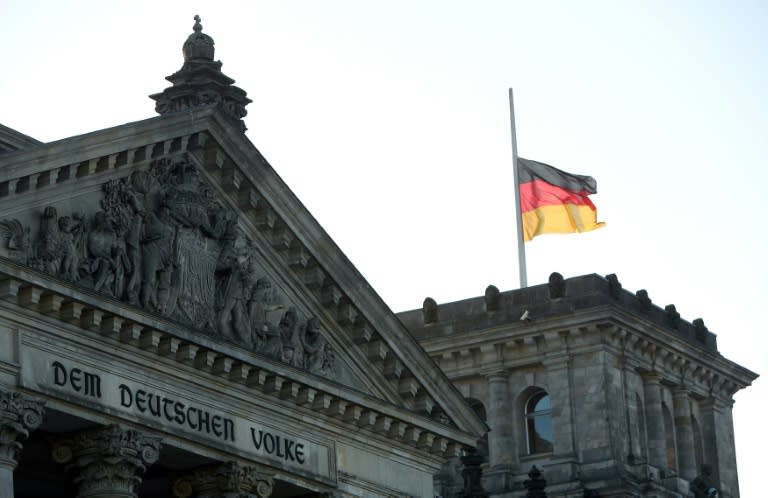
20, 349, 334, 481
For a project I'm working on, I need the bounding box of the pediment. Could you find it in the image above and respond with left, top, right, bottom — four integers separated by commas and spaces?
0, 109, 486, 447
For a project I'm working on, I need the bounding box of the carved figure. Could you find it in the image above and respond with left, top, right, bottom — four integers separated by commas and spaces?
300, 318, 329, 374
0, 218, 30, 264
57, 214, 83, 282
34, 206, 61, 273
278, 309, 303, 367
215, 226, 252, 346
247, 278, 282, 348
86, 211, 127, 296
690, 465, 718, 498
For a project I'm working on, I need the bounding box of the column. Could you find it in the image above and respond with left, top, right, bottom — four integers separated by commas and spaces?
173, 460, 274, 498
51, 424, 162, 498
486, 371, 516, 468
0, 390, 45, 498
642, 372, 666, 470
672, 388, 696, 480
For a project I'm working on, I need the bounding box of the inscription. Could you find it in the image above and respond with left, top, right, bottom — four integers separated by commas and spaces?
119, 384, 235, 442
52, 361, 101, 398
251, 427, 306, 464
30, 355, 332, 479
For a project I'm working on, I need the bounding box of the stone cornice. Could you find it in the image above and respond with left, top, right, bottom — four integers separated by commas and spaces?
419, 306, 757, 401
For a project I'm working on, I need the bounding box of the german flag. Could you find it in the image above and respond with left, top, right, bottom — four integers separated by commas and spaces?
518, 158, 605, 241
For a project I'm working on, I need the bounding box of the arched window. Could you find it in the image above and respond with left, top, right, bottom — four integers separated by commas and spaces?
692, 415, 704, 471
662, 402, 677, 471
525, 390, 553, 454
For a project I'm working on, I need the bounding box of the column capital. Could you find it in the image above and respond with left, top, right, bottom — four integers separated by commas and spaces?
485, 370, 508, 382
173, 460, 274, 498
52, 424, 162, 498
641, 371, 663, 383
0, 389, 45, 469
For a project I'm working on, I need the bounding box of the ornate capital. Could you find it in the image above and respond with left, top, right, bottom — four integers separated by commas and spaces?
173, 460, 274, 498
51, 424, 162, 498
0, 389, 45, 468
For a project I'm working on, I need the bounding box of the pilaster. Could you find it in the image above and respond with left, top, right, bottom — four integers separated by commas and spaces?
483, 371, 516, 493
700, 396, 739, 497
672, 388, 696, 480
641, 372, 666, 471
51, 424, 162, 498
485, 371, 516, 468
0, 389, 45, 498
172, 460, 274, 498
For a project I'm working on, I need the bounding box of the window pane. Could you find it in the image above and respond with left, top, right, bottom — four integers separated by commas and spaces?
533, 394, 550, 412
532, 414, 553, 453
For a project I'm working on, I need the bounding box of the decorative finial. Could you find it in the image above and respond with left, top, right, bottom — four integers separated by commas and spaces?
193, 15, 202, 33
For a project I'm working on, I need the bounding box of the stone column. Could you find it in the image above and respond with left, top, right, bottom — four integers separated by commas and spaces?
0, 390, 45, 498
172, 460, 274, 498
486, 371, 516, 468
51, 424, 162, 498
641, 372, 666, 471
672, 388, 696, 480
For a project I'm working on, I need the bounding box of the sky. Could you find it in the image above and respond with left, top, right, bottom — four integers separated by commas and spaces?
3, 1, 766, 495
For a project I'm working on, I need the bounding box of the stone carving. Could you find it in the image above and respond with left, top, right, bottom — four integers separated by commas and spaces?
423, 297, 438, 324
0, 218, 30, 264
0, 389, 45, 469
693, 319, 709, 342
51, 424, 162, 498
0, 155, 338, 378
173, 460, 274, 498
635, 290, 652, 312
150, 16, 251, 133
665, 304, 680, 329
548, 272, 565, 299
690, 464, 718, 497
605, 273, 621, 300
484, 285, 500, 312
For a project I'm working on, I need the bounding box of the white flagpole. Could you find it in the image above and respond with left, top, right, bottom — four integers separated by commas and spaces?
509, 88, 528, 288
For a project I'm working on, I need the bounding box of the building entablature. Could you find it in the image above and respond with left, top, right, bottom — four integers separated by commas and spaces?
403, 276, 757, 400
0, 256, 472, 467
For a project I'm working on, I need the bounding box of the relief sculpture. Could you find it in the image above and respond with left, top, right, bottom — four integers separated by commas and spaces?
3, 154, 337, 378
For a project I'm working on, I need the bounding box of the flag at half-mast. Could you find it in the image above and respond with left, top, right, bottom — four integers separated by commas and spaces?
517, 158, 605, 242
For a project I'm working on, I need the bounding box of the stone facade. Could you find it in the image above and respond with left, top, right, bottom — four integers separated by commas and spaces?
0, 17, 486, 498
399, 274, 757, 498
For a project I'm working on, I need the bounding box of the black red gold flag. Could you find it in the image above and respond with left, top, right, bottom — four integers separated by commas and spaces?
517, 158, 605, 241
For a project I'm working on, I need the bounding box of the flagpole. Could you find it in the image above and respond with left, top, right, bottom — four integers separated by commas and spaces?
509, 88, 528, 288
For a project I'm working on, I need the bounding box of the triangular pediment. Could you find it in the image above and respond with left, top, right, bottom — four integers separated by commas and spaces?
0, 109, 486, 451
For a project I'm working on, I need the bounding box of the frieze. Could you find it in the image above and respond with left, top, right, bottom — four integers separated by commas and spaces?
22, 350, 336, 482
0, 154, 337, 378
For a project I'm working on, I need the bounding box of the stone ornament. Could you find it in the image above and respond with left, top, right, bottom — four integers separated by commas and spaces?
173, 460, 274, 498
0, 389, 45, 469
0, 155, 337, 378
51, 424, 162, 498
150, 16, 251, 133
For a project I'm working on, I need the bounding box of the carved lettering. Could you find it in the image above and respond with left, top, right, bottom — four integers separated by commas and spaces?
51, 361, 101, 398
116, 383, 234, 442
250, 427, 306, 465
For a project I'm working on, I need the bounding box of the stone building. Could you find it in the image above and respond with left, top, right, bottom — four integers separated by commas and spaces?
0, 17, 757, 498
398, 273, 757, 497
0, 18, 487, 498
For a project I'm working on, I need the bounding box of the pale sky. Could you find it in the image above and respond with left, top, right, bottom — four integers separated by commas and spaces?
3, 1, 766, 496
